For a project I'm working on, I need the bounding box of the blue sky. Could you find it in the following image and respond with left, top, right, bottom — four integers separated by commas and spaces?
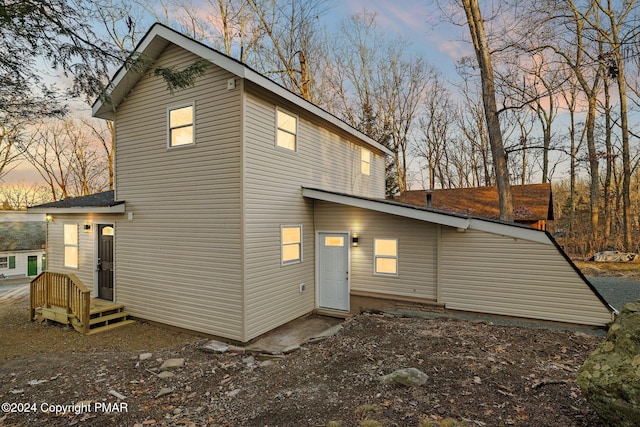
4, 0, 472, 186
336, 0, 470, 76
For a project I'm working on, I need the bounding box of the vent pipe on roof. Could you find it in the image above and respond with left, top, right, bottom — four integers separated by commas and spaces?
426, 190, 433, 208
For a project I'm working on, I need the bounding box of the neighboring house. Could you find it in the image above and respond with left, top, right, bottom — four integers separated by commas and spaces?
0, 211, 46, 278
29, 24, 614, 342
396, 184, 554, 231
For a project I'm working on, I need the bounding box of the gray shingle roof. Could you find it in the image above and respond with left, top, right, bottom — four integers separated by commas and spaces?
32, 190, 123, 209
0, 222, 46, 252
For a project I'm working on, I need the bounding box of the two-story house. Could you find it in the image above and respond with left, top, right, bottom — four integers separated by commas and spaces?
30, 24, 614, 341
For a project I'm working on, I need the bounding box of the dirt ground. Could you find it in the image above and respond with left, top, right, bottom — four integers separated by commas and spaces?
1, 262, 637, 427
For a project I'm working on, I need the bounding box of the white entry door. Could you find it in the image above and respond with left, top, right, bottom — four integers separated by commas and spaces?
318, 232, 349, 311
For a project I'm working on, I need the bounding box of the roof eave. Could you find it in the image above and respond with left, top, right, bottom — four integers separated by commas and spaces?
27, 204, 126, 214
303, 187, 470, 229
303, 187, 554, 245
92, 23, 392, 156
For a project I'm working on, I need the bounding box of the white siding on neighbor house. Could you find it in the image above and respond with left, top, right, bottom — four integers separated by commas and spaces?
114, 43, 244, 341
313, 201, 438, 300
440, 228, 613, 326
0, 251, 45, 278
242, 88, 386, 341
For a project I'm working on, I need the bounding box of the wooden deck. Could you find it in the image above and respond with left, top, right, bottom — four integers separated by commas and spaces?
30, 272, 134, 335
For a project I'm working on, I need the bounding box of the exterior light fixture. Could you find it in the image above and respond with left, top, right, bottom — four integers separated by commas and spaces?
83, 221, 91, 232
45, 214, 53, 222
352, 233, 359, 247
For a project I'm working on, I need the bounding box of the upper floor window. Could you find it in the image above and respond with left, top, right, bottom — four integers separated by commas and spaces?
374, 238, 398, 276
361, 148, 371, 175
276, 109, 297, 151
281, 225, 302, 265
168, 104, 194, 147
64, 223, 79, 268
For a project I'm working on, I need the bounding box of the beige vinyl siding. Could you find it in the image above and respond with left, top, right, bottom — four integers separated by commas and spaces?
440, 228, 613, 326
115, 43, 244, 340
313, 201, 438, 300
242, 89, 386, 340
45, 214, 122, 294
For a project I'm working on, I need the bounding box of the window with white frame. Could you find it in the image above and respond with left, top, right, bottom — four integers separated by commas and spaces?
0, 257, 7, 269
168, 104, 194, 147
281, 225, 302, 265
374, 238, 398, 276
276, 109, 297, 151
361, 148, 371, 175
64, 223, 79, 268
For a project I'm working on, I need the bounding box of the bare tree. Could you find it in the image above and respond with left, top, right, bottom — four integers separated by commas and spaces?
415, 73, 458, 189
245, 0, 331, 101
324, 10, 429, 194
536, 0, 606, 248
0, 183, 53, 210
21, 120, 111, 200
586, 0, 635, 251
460, 0, 513, 221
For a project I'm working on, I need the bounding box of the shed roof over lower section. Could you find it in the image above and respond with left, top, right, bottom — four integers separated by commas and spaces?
28, 191, 125, 214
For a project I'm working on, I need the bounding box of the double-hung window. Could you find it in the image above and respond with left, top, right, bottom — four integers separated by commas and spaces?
361, 148, 371, 175
374, 238, 398, 276
281, 225, 302, 265
276, 109, 297, 151
64, 224, 79, 268
168, 104, 194, 147
0, 257, 8, 269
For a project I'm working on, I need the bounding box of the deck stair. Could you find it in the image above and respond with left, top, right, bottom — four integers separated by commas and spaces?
30, 271, 134, 335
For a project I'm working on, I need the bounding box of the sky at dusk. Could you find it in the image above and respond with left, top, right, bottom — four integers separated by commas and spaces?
338, 0, 470, 75
3, 0, 472, 187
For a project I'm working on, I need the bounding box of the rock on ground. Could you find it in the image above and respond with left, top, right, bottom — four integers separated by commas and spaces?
379, 367, 429, 386
578, 301, 640, 426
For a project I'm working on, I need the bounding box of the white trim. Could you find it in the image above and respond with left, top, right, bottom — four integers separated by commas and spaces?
316, 230, 351, 311
167, 102, 196, 148
361, 148, 371, 176
373, 238, 399, 277
93, 222, 115, 299
302, 187, 553, 245
302, 187, 470, 230
467, 218, 552, 245
28, 205, 126, 214
275, 107, 298, 152
63, 223, 79, 269
281, 224, 303, 265
92, 23, 393, 157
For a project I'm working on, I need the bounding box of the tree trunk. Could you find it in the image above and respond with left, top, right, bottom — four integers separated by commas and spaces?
586, 96, 599, 249
603, 76, 612, 243
461, 0, 513, 221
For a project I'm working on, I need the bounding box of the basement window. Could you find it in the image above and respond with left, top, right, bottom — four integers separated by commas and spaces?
374, 238, 398, 276
64, 224, 79, 269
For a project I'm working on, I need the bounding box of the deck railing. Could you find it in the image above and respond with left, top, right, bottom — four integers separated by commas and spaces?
30, 271, 91, 334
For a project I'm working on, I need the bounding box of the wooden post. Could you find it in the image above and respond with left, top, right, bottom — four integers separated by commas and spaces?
29, 279, 35, 321
83, 292, 90, 334
66, 277, 72, 315
45, 274, 50, 308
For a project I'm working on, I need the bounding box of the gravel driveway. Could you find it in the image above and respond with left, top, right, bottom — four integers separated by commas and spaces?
588, 276, 640, 311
